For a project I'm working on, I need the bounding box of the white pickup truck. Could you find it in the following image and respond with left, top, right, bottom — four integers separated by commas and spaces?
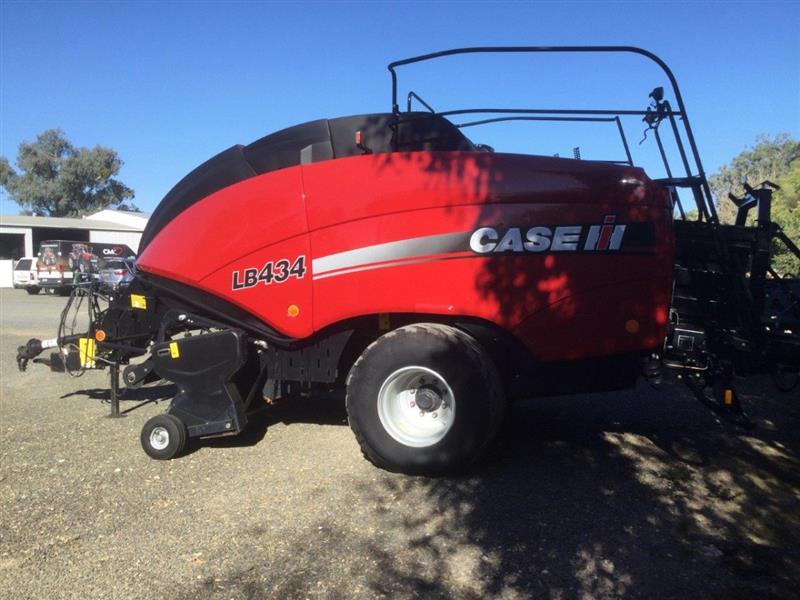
12, 257, 40, 295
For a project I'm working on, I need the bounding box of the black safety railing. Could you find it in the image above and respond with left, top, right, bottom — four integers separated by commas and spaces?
388, 46, 717, 222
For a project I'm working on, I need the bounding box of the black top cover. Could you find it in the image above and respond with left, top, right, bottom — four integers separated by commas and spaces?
139, 114, 474, 250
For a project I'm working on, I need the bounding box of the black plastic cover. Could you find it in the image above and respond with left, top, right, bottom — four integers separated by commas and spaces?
328, 112, 475, 157
243, 118, 333, 173
140, 113, 474, 251
140, 145, 256, 250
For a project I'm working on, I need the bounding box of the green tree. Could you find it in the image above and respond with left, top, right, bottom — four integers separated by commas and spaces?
709, 133, 800, 224
771, 161, 800, 277
0, 129, 136, 217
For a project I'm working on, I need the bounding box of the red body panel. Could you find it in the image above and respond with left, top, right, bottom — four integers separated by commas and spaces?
138, 151, 674, 360
138, 168, 313, 337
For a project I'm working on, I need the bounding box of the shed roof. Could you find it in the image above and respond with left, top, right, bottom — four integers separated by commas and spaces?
0, 214, 142, 232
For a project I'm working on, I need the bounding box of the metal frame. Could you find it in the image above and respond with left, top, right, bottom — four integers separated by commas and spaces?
388, 46, 718, 222
406, 91, 633, 165
387, 45, 800, 407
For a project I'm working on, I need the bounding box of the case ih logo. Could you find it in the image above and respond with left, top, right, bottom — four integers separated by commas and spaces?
469, 216, 627, 254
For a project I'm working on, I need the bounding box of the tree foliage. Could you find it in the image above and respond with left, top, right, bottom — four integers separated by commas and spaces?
771, 161, 800, 277
0, 129, 136, 217
708, 133, 799, 277
709, 133, 800, 225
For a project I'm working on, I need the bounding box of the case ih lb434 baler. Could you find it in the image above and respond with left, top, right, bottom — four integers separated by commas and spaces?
17, 47, 800, 474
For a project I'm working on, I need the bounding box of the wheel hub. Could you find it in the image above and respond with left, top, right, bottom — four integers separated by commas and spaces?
415, 386, 443, 412
376, 366, 455, 448
149, 426, 170, 450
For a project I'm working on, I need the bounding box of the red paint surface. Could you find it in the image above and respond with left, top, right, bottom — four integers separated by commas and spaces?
138, 152, 674, 359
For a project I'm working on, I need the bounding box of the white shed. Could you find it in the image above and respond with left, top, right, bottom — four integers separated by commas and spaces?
0, 210, 149, 287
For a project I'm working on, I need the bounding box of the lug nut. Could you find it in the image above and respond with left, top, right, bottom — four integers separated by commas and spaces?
432, 412, 438, 419
410, 401, 416, 408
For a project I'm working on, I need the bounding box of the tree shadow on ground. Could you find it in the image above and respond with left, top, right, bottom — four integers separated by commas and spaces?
178, 377, 800, 599
358, 378, 800, 599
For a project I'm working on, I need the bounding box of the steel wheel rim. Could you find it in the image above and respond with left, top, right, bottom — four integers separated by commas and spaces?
149, 426, 170, 451
377, 366, 455, 448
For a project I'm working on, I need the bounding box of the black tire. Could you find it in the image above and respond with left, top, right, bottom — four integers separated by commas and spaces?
346, 323, 505, 474
140, 413, 188, 460
772, 364, 799, 393
26, 286, 40, 295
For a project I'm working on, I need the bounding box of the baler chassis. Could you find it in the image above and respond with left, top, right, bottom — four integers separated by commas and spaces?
15, 46, 800, 473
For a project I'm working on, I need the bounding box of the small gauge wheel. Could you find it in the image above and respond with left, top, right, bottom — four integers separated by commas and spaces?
140, 414, 188, 460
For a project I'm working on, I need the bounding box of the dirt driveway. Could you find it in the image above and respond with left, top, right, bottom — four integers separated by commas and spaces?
1, 288, 798, 599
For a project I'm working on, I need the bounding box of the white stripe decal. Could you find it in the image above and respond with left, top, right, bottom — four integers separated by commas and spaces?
313, 254, 478, 281
312, 231, 472, 277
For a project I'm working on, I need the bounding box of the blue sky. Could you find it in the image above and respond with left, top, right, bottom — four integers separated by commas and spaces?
1, 1, 798, 214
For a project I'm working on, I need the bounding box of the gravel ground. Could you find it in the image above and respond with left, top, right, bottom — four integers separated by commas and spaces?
1, 287, 799, 599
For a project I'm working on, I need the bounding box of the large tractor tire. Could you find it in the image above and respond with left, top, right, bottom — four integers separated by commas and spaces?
346, 323, 505, 474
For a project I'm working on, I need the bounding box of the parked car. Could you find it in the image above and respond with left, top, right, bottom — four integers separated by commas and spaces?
99, 258, 135, 290
36, 240, 136, 294
12, 257, 40, 294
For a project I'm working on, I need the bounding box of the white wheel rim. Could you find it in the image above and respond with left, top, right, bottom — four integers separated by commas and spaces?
149, 426, 170, 451
377, 366, 455, 448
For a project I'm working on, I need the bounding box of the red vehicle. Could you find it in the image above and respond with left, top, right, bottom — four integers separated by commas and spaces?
36, 240, 136, 295
17, 47, 800, 474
